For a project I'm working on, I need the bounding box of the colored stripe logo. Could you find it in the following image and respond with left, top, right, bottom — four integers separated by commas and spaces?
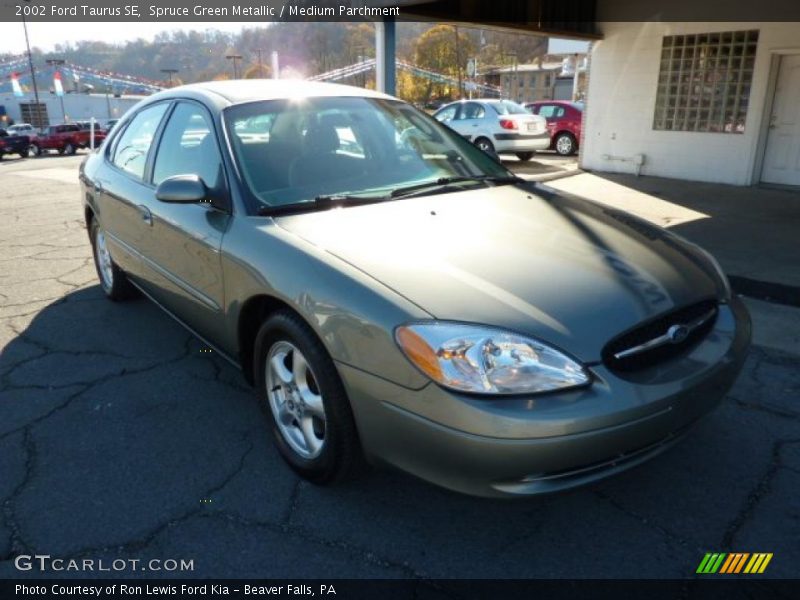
696, 552, 773, 574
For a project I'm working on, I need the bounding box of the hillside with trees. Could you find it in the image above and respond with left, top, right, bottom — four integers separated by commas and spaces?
2, 22, 548, 103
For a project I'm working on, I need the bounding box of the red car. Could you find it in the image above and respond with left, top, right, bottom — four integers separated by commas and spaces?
31, 123, 106, 157
525, 100, 583, 155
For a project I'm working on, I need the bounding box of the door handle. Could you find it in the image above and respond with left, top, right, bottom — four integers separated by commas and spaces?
137, 204, 153, 226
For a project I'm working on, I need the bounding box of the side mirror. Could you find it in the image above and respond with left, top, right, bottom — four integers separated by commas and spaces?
155, 174, 208, 204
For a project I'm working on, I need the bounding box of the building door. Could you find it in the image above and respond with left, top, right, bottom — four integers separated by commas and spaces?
762, 54, 800, 186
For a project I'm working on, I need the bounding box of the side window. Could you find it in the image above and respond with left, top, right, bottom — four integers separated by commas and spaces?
457, 102, 485, 120
111, 103, 169, 180
538, 105, 562, 119
434, 105, 458, 123
153, 102, 223, 190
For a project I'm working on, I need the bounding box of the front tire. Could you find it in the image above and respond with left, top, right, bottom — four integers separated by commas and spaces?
29, 144, 41, 157
255, 310, 366, 485
89, 219, 137, 301
516, 151, 535, 161
64, 142, 76, 155
555, 132, 577, 156
474, 136, 495, 156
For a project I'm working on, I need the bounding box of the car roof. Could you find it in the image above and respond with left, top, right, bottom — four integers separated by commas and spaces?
151, 79, 394, 106
528, 100, 579, 107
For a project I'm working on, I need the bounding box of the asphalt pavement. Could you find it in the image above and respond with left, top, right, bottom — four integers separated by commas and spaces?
0, 153, 798, 580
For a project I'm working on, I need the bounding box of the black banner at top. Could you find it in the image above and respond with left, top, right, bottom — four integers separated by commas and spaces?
1, 0, 800, 23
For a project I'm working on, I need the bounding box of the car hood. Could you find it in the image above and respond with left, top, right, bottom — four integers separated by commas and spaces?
275, 184, 720, 361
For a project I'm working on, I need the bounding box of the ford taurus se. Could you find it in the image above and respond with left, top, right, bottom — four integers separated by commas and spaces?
80, 81, 750, 498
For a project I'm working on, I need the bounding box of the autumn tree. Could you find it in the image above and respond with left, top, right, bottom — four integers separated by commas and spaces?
412, 24, 475, 103
243, 63, 271, 79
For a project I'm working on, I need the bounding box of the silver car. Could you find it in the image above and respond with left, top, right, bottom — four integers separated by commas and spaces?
81, 81, 750, 498
433, 99, 550, 160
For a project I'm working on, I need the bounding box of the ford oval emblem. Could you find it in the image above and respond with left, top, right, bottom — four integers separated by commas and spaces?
667, 324, 690, 344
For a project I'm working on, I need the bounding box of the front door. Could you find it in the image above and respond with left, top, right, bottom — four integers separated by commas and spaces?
762, 54, 800, 186
137, 101, 230, 345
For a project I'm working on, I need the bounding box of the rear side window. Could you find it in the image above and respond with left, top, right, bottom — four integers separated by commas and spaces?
152, 102, 223, 190
110, 103, 169, 181
538, 105, 565, 119
488, 101, 529, 115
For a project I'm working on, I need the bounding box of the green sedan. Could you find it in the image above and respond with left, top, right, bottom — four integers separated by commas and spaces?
80, 81, 750, 497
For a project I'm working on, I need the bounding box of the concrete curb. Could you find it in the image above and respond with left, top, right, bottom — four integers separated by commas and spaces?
530, 168, 583, 184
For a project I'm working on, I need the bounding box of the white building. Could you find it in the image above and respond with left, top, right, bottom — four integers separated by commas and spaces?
0, 92, 144, 128
581, 22, 800, 186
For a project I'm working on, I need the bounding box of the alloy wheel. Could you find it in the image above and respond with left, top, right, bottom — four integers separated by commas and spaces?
94, 229, 114, 291
556, 134, 575, 155
266, 341, 327, 459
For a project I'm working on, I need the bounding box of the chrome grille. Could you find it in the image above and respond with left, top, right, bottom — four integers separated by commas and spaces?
602, 299, 719, 372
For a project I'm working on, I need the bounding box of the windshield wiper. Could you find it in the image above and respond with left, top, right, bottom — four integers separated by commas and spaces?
389, 175, 524, 199
257, 193, 387, 217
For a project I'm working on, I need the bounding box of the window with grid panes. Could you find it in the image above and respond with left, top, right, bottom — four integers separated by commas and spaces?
653, 30, 758, 133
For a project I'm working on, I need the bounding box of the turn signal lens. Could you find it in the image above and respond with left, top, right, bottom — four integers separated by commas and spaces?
396, 326, 443, 381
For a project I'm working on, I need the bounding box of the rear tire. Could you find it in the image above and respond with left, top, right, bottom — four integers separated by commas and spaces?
555, 132, 577, 156
65, 142, 76, 155
516, 151, 535, 161
29, 144, 41, 157
89, 219, 137, 301
254, 310, 367, 485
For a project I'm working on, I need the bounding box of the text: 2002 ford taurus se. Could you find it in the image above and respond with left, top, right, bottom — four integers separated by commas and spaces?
80, 81, 750, 497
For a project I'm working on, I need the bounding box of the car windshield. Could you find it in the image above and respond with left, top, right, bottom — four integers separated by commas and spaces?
488, 100, 529, 115
223, 96, 513, 213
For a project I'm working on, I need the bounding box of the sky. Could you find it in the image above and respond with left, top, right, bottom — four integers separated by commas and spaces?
0, 22, 263, 54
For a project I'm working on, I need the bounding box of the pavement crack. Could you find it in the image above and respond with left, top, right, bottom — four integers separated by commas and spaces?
593, 489, 691, 548
48, 436, 255, 561
720, 437, 800, 548
1, 428, 37, 559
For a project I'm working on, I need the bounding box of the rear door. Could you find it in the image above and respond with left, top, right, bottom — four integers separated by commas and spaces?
94, 102, 171, 279
536, 103, 566, 137
136, 100, 230, 344
451, 101, 486, 141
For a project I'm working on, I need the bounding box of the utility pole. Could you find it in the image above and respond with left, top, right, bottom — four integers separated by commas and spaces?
454, 25, 462, 99
21, 0, 43, 128
226, 54, 242, 79
160, 68, 178, 88
45, 58, 66, 123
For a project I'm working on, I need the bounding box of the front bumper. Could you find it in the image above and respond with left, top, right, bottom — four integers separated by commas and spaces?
339, 297, 751, 498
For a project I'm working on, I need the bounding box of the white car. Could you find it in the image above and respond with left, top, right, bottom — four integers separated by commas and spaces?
7, 123, 36, 135
433, 99, 549, 161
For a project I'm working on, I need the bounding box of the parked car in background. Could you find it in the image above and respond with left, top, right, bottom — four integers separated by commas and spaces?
32, 123, 106, 156
75, 120, 106, 132
0, 128, 31, 159
81, 80, 749, 498
7, 123, 36, 136
105, 119, 119, 130
525, 100, 584, 155
433, 99, 549, 161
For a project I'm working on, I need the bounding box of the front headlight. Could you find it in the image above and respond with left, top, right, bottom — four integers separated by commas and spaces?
395, 322, 590, 395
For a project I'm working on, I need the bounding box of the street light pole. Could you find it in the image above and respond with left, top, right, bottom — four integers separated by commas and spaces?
21, 0, 43, 127
226, 54, 242, 79
46, 58, 66, 123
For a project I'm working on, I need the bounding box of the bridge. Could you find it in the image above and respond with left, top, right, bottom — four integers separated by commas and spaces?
307, 58, 503, 97
0, 55, 163, 96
